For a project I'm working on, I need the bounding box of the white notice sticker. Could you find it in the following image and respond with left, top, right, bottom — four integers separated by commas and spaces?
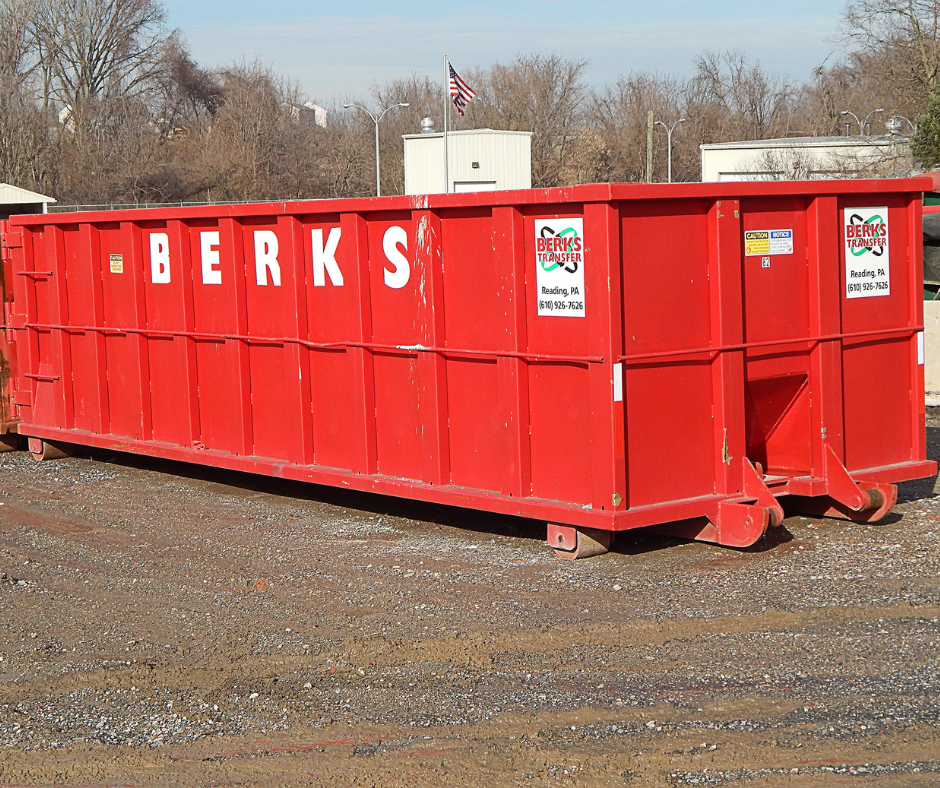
844, 207, 890, 299
535, 218, 585, 317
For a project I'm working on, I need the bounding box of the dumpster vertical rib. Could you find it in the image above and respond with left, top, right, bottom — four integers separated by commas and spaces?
415, 209, 450, 485
171, 219, 201, 447
221, 217, 253, 457
708, 198, 746, 495
585, 201, 626, 512
16, 229, 38, 417
81, 223, 110, 435
281, 215, 314, 466
908, 193, 927, 463
806, 195, 844, 475
344, 211, 378, 475
48, 226, 75, 431
494, 205, 532, 499
123, 221, 153, 441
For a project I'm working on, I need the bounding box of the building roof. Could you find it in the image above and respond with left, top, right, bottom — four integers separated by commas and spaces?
0, 183, 56, 205
700, 135, 909, 151
402, 128, 533, 140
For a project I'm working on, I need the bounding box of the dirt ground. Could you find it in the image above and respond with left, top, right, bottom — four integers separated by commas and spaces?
2, 417, 940, 787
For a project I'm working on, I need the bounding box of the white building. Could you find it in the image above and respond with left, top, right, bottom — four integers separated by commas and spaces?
403, 127, 532, 195
701, 135, 913, 182
0, 184, 55, 219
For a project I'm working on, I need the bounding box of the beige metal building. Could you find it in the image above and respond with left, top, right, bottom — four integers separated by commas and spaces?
403, 128, 532, 195
0, 183, 55, 219
700, 136, 912, 182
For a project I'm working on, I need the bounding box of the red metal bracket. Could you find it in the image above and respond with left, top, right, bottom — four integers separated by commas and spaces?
784, 445, 898, 523
645, 458, 783, 548
741, 459, 785, 528
1, 227, 23, 250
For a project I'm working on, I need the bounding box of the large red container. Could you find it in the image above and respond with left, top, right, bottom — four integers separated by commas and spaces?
1, 181, 935, 557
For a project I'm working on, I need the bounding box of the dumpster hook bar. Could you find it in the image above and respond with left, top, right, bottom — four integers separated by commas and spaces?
20, 322, 605, 365
617, 327, 922, 364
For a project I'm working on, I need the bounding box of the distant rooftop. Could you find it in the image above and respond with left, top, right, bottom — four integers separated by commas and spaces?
701, 135, 909, 151
0, 183, 56, 205
402, 127, 533, 140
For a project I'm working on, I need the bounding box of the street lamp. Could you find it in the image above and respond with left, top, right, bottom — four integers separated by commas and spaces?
839, 110, 860, 134
654, 118, 686, 183
342, 102, 410, 197
863, 108, 885, 135
840, 108, 884, 135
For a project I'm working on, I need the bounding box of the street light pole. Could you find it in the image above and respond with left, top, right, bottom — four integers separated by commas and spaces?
654, 118, 686, 183
863, 108, 885, 135
839, 109, 884, 135
839, 110, 860, 134
342, 102, 410, 197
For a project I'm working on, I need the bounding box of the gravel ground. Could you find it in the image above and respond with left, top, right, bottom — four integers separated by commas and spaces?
1, 415, 940, 786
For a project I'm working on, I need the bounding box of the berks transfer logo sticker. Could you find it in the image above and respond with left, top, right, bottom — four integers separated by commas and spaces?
844, 207, 889, 299
535, 218, 585, 317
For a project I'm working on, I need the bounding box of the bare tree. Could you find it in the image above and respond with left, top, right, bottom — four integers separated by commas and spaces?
0, 1, 50, 189
842, 0, 940, 95
464, 53, 588, 188
33, 0, 172, 111
688, 51, 796, 142
181, 63, 330, 202
590, 72, 685, 182
151, 36, 222, 137
0, 0, 41, 88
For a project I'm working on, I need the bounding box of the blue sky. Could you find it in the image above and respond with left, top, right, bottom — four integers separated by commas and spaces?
161, 1, 849, 105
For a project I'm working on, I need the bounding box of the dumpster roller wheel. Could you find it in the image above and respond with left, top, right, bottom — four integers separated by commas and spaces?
548, 524, 612, 559
28, 437, 71, 461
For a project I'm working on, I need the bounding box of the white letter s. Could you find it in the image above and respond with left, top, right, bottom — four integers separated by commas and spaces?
383, 226, 410, 289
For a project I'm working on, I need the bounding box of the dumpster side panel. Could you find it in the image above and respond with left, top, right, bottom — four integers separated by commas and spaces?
621, 201, 717, 507
840, 196, 922, 473
624, 362, 717, 507
305, 213, 362, 472
440, 209, 503, 493
28, 227, 68, 432
740, 196, 814, 475
522, 204, 601, 507
367, 213, 424, 482
142, 221, 192, 448
741, 197, 811, 345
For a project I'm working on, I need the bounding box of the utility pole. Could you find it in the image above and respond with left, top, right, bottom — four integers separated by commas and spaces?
646, 111, 654, 183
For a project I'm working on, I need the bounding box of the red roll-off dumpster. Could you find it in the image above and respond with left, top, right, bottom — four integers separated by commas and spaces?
0, 180, 934, 557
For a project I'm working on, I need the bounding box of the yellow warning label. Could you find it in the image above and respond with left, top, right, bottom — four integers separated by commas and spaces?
109, 254, 123, 273
744, 230, 769, 256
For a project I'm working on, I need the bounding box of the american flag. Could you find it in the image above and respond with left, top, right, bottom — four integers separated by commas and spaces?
449, 63, 476, 115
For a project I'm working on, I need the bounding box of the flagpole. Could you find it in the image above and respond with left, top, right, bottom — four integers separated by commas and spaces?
443, 52, 449, 194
